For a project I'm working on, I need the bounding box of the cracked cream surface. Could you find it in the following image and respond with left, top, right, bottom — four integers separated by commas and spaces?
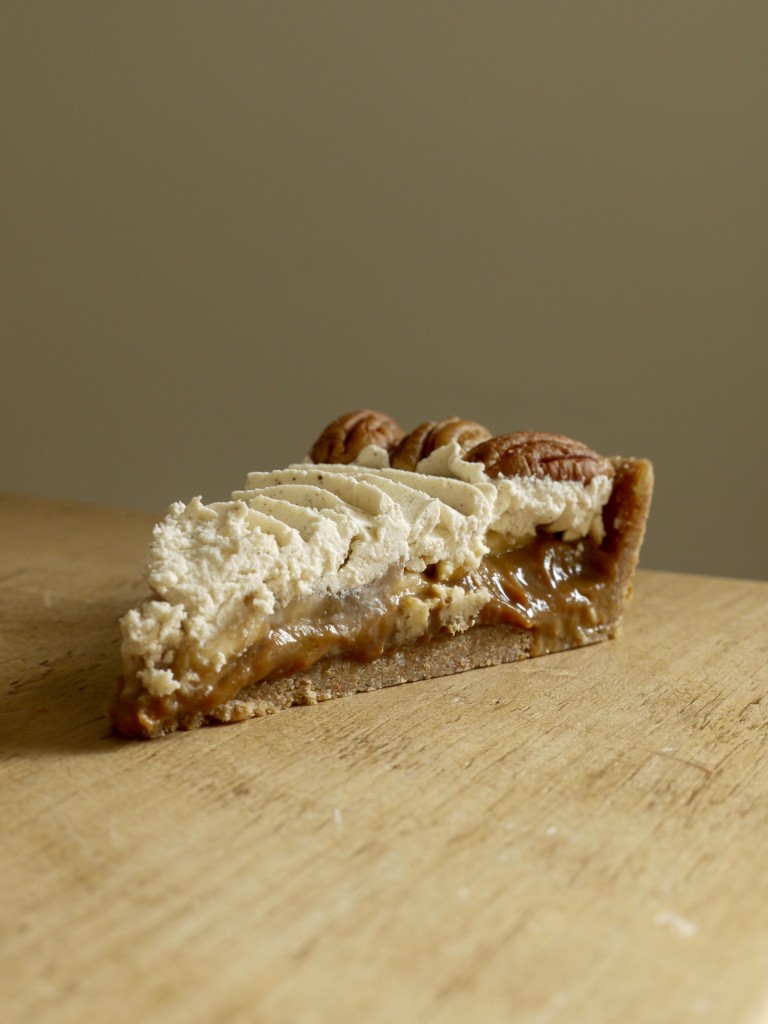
121, 441, 613, 698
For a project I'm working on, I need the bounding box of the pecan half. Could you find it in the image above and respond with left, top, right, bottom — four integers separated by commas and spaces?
391, 417, 492, 471
309, 410, 405, 464
464, 431, 614, 483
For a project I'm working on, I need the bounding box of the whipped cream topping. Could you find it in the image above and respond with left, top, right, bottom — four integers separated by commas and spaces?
121, 441, 613, 697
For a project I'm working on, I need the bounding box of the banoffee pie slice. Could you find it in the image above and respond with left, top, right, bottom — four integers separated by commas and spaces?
111, 411, 653, 737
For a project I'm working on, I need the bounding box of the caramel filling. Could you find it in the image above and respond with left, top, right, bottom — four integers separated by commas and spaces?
112, 531, 617, 737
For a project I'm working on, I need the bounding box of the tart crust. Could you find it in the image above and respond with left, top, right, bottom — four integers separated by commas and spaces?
125, 457, 652, 735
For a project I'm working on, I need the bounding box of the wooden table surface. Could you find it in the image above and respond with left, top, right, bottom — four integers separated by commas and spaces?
2, 492, 768, 1024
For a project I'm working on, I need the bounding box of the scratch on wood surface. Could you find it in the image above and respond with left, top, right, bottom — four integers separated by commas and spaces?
654, 910, 699, 939
654, 749, 716, 776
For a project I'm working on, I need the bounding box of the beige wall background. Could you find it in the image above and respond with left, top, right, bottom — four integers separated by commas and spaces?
2, 2, 766, 579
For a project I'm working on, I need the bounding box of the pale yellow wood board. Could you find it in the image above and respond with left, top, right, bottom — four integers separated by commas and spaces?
2, 494, 768, 1024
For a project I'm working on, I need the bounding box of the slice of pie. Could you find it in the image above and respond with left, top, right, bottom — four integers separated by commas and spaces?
111, 411, 653, 738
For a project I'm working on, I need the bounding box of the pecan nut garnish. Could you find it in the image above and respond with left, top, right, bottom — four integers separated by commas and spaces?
391, 417, 492, 471
309, 410, 405, 464
464, 431, 614, 483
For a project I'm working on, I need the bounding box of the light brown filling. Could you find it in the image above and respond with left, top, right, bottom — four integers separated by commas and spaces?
111, 531, 617, 737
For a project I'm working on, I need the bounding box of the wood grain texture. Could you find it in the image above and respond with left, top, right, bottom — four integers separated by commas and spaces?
2, 493, 768, 1024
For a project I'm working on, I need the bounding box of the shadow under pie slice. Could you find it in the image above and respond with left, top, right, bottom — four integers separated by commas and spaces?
111, 417, 653, 738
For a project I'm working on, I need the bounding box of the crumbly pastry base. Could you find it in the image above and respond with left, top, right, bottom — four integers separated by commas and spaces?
164, 457, 652, 735
176, 621, 617, 731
